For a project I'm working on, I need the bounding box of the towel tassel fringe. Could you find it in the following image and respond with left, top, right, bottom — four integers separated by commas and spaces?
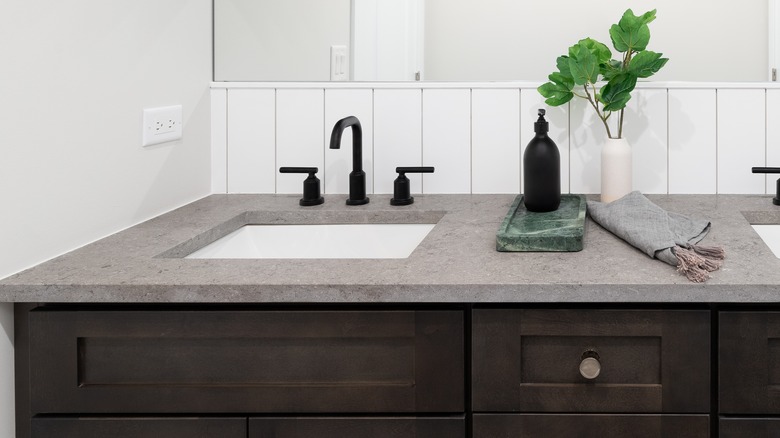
674, 244, 726, 283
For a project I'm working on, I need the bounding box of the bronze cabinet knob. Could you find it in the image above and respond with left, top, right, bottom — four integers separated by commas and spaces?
579, 350, 601, 380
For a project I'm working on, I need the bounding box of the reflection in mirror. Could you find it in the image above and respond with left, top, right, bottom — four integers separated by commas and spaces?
215, 0, 772, 82
214, 0, 351, 81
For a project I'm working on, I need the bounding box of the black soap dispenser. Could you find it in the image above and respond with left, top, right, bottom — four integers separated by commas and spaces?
523, 109, 560, 212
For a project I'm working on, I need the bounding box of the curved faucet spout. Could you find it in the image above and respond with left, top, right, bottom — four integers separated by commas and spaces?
329, 116, 363, 173
329, 116, 369, 205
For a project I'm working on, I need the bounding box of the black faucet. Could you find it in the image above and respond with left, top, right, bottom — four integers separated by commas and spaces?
330, 116, 369, 205
752, 167, 780, 205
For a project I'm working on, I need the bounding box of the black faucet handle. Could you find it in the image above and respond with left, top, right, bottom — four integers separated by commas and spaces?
753, 167, 780, 174
278, 167, 324, 206
752, 167, 780, 205
391, 167, 435, 206
280, 167, 318, 174
396, 166, 435, 175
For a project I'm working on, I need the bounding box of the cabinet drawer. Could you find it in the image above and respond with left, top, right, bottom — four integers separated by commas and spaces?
720, 418, 780, 437
31, 417, 245, 438
249, 416, 465, 438
720, 311, 780, 414
472, 309, 710, 413
473, 414, 709, 438
29, 309, 463, 414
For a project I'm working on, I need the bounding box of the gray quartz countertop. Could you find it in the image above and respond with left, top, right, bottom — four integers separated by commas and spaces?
2, 193, 780, 303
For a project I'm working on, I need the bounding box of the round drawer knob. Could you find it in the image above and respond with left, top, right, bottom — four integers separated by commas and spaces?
579, 350, 601, 380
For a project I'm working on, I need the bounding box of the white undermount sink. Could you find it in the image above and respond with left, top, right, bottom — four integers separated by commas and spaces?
185, 224, 436, 259
752, 225, 780, 259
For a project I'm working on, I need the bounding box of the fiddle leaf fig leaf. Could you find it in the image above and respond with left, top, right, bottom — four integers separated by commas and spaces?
568, 43, 599, 85
610, 23, 650, 53
600, 74, 637, 112
549, 71, 574, 90
556, 55, 572, 77
637, 9, 657, 25
578, 38, 612, 64
601, 59, 624, 81
538, 81, 574, 106
610, 9, 655, 52
628, 50, 669, 78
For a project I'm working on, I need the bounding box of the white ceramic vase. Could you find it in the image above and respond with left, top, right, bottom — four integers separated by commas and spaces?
600, 137, 632, 203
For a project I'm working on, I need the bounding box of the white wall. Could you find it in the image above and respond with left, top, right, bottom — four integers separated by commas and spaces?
0, 1, 213, 436
424, 0, 767, 82
215, 0, 350, 81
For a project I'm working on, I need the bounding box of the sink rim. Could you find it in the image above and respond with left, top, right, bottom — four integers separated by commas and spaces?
157, 210, 446, 259
184, 223, 437, 259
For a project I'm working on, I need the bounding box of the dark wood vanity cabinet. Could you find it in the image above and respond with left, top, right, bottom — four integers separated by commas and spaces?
719, 311, 780, 437
471, 309, 712, 437
31, 305, 780, 438
720, 311, 780, 414
472, 414, 710, 438
30, 418, 246, 438
719, 418, 780, 437
29, 417, 468, 438
248, 417, 466, 438
19, 307, 465, 438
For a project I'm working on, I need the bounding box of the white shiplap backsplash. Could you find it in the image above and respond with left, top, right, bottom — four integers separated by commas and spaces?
211, 82, 780, 196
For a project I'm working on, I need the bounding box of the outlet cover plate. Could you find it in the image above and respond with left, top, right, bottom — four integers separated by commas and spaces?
330, 45, 348, 81
143, 105, 182, 146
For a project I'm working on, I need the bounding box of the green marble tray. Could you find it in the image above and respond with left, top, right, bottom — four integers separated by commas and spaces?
496, 194, 586, 252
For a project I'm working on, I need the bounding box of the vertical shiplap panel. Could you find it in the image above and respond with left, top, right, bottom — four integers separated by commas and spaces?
374, 89, 422, 194
767, 89, 780, 194
276, 89, 325, 194
422, 89, 471, 194
471, 89, 520, 194
624, 89, 668, 194
210, 88, 228, 194
324, 89, 374, 195
668, 89, 717, 194
569, 96, 611, 195
520, 90, 569, 194
226, 89, 275, 193
718, 89, 765, 194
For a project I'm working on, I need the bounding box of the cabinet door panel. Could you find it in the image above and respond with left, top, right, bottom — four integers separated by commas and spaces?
29, 309, 463, 414
473, 414, 709, 438
720, 418, 780, 437
31, 418, 245, 438
472, 309, 710, 413
720, 311, 780, 413
249, 417, 465, 438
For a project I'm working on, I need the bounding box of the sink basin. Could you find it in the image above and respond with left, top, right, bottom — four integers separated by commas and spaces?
185, 224, 436, 259
752, 225, 780, 258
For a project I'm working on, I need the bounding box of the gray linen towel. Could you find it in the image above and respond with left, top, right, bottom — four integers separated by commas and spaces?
587, 191, 725, 282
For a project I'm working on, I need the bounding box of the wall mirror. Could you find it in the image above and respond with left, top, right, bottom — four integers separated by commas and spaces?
215, 0, 777, 82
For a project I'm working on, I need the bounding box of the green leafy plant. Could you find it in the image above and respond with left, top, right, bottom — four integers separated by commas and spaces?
538, 9, 668, 139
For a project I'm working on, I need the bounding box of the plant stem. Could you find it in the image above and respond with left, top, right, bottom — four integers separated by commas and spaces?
582, 83, 613, 138
614, 50, 635, 139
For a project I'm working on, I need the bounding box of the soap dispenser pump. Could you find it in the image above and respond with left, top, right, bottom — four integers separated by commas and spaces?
523, 109, 561, 212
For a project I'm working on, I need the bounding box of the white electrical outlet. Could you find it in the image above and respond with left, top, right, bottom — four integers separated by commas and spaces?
142, 105, 183, 146
330, 45, 348, 81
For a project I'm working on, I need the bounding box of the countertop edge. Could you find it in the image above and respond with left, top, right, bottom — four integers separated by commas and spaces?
1, 283, 776, 304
